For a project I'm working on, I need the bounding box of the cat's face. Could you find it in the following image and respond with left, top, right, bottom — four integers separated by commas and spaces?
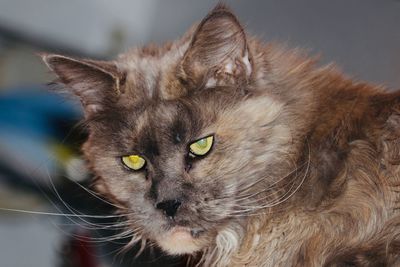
42, 5, 299, 255
85, 89, 288, 254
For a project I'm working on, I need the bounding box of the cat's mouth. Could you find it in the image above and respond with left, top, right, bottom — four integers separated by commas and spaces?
167, 221, 205, 237
190, 228, 206, 238
155, 226, 207, 254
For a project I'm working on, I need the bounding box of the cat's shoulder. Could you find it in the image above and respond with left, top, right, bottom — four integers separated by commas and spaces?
373, 90, 400, 167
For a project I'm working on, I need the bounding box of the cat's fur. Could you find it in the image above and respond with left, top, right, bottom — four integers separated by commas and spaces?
42, 4, 400, 267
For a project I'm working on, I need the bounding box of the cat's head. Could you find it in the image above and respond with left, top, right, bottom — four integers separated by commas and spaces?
42, 5, 302, 255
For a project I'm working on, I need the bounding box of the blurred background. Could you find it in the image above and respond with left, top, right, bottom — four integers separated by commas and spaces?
0, 0, 399, 266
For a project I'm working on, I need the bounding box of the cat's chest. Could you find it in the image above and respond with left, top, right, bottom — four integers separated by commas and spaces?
229, 213, 318, 267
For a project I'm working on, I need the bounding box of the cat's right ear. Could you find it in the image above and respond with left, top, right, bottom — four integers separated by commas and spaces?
40, 53, 124, 117
179, 4, 253, 91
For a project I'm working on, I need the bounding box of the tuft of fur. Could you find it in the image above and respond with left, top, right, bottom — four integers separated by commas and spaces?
42, 4, 400, 267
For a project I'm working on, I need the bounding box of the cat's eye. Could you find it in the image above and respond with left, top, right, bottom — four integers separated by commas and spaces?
189, 135, 214, 157
121, 155, 146, 171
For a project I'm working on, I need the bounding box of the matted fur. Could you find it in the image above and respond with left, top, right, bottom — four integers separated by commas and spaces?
42, 4, 400, 267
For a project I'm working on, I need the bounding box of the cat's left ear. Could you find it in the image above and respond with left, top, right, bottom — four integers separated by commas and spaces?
180, 4, 252, 90
41, 54, 124, 117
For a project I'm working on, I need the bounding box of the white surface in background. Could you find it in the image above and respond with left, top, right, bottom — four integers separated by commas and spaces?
0, 215, 61, 267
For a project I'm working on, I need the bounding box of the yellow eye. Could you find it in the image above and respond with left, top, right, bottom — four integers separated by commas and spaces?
121, 155, 146, 170
189, 135, 214, 157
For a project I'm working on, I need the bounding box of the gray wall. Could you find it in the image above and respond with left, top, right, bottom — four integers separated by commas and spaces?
0, 0, 399, 87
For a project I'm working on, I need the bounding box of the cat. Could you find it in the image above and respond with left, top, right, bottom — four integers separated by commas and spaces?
41, 4, 400, 267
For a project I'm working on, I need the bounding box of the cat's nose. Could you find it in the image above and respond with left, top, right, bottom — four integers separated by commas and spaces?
156, 199, 181, 218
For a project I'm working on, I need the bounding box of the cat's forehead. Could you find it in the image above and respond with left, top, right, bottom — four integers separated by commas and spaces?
136, 100, 199, 132
116, 100, 202, 157
135, 101, 183, 129
118, 42, 190, 100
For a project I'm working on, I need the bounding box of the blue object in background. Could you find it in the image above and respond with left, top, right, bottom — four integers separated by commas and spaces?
0, 85, 82, 186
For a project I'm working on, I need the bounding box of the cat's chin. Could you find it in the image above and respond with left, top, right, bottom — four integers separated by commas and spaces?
156, 226, 205, 255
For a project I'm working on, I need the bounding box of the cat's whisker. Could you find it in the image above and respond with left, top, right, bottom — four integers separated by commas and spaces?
48, 157, 127, 216
251, 144, 310, 210
56, 222, 126, 231
0, 207, 135, 218
76, 230, 135, 243
238, 147, 308, 200
227, 184, 297, 215
55, 217, 140, 230
53, 150, 127, 211
234, 152, 299, 195
45, 167, 132, 233
205, 152, 300, 206
11, 161, 97, 229
226, 144, 311, 217
117, 236, 145, 259
208, 162, 301, 208
65, 174, 128, 210
44, 169, 102, 228
48, 218, 140, 245
234, 168, 301, 206
234, 168, 300, 203
0, 161, 147, 249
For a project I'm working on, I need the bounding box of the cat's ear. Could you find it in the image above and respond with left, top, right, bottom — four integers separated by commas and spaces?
41, 53, 124, 116
180, 4, 252, 90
